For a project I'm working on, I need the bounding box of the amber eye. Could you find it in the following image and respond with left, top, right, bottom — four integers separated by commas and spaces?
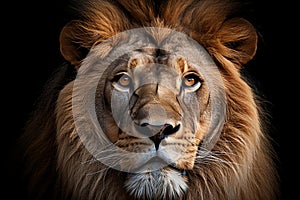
118, 74, 131, 87
112, 72, 132, 91
182, 73, 201, 90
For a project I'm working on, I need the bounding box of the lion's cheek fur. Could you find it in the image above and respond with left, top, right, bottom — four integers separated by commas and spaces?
176, 151, 197, 170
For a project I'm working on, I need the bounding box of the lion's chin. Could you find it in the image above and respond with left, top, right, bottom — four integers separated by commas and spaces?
125, 167, 188, 199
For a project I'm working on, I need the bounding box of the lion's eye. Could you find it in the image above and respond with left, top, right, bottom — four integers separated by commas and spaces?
182, 73, 201, 91
112, 73, 132, 91
118, 74, 131, 87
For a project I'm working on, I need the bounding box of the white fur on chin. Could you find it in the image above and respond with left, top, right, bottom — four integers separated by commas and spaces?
125, 168, 188, 199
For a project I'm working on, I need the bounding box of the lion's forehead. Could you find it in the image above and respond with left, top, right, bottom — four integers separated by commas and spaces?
91, 27, 214, 69
126, 61, 182, 92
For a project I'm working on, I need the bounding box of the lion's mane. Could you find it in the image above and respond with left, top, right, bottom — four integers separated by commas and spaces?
20, 0, 279, 199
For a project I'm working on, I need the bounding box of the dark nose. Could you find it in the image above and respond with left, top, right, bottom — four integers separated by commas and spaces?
148, 124, 181, 150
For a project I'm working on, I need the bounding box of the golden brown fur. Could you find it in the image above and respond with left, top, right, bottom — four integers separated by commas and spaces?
20, 0, 279, 199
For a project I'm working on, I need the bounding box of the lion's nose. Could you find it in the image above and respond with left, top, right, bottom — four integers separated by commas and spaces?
146, 123, 180, 150
135, 122, 180, 150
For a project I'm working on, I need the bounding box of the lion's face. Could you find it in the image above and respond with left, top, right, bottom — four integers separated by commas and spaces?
67, 28, 226, 198
108, 51, 208, 162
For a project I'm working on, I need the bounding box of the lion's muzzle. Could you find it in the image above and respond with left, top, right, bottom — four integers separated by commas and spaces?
129, 83, 182, 148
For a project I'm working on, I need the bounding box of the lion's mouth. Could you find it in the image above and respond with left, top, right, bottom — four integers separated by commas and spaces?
135, 156, 187, 176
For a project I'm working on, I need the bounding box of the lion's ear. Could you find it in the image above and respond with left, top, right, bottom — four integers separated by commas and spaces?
216, 18, 258, 65
59, 20, 90, 67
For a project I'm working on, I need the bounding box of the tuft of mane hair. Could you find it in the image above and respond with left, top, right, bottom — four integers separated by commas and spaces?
19, 0, 279, 200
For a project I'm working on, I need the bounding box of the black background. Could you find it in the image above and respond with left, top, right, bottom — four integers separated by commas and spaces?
3, 0, 297, 199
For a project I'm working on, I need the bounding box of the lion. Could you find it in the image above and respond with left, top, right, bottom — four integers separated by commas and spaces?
20, 0, 279, 199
